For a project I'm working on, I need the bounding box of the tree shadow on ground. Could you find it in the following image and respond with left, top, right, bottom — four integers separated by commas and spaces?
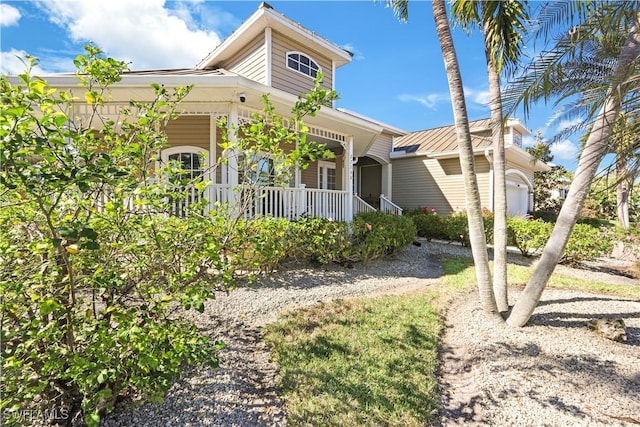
482, 340, 639, 421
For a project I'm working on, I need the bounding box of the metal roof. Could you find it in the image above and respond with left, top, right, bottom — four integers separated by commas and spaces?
394, 118, 494, 153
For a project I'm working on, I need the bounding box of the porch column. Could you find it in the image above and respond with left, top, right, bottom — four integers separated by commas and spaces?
225, 105, 239, 216
227, 105, 239, 187
342, 136, 354, 222
381, 163, 392, 200
207, 113, 218, 213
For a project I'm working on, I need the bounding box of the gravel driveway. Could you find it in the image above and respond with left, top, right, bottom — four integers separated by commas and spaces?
102, 241, 640, 426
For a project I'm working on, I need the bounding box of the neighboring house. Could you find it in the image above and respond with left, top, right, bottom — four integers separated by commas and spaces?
37, 2, 405, 221
391, 118, 550, 217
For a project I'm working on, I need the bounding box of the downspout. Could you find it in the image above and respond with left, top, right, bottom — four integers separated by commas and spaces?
484, 147, 494, 212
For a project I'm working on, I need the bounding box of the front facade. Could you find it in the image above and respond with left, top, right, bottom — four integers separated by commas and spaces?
391, 118, 550, 217
38, 2, 404, 221
33, 3, 546, 221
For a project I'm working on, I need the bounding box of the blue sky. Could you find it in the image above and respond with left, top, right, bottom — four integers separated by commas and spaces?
1, 0, 582, 170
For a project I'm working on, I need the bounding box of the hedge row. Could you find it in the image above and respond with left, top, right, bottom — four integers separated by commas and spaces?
409, 209, 619, 264
227, 211, 417, 276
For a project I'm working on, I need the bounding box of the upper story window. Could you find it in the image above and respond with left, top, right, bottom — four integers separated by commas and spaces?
512, 131, 522, 148
286, 51, 321, 79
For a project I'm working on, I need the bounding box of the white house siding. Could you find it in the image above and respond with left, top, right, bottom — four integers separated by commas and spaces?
222, 34, 267, 84
270, 32, 333, 96
392, 155, 491, 215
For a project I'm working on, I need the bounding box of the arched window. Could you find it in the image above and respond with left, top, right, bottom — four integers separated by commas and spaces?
286, 51, 321, 78
161, 146, 208, 183
161, 146, 208, 217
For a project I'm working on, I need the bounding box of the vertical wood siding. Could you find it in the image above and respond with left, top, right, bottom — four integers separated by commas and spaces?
270, 32, 333, 96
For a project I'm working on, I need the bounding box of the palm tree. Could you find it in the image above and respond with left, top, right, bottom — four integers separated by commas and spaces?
504, 4, 640, 230
451, 0, 529, 313
507, 6, 640, 326
389, 0, 499, 317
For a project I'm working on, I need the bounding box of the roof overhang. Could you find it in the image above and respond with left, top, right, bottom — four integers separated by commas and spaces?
196, 3, 352, 69
396, 144, 551, 172
12, 71, 381, 157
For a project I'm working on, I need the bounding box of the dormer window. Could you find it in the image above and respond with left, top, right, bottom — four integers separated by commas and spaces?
286, 51, 320, 78
513, 131, 522, 148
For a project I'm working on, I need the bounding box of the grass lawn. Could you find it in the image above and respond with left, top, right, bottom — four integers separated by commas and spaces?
264, 255, 640, 426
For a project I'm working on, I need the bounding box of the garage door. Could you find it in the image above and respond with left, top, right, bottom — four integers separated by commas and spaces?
506, 184, 528, 217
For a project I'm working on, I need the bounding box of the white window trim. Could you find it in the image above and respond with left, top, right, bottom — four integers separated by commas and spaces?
160, 146, 210, 179
318, 160, 336, 190
286, 51, 322, 79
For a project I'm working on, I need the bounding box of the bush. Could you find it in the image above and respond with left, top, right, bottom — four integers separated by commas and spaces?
443, 212, 470, 246
562, 223, 616, 265
409, 209, 447, 240
530, 210, 559, 223
351, 212, 417, 262
288, 216, 352, 264
0, 51, 228, 426
507, 217, 552, 256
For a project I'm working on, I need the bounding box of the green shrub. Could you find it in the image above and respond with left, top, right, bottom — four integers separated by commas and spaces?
443, 212, 470, 246
0, 58, 225, 426
562, 223, 616, 265
228, 217, 292, 275
351, 212, 417, 262
288, 216, 352, 264
507, 217, 552, 256
409, 210, 447, 240
531, 210, 559, 223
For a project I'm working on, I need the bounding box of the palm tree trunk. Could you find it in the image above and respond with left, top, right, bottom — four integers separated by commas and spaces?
507, 12, 640, 327
616, 152, 630, 229
485, 37, 509, 313
432, 0, 499, 317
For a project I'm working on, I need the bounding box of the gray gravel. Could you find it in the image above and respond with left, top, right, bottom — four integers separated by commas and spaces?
101, 241, 640, 426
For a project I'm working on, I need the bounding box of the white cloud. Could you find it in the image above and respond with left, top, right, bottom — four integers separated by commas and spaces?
340, 43, 364, 60
463, 86, 491, 107
398, 93, 449, 110
0, 4, 21, 26
522, 134, 537, 148
0, 49, 45, 75
36, 0, 224, 69
556, 117, 583, 132
550, 139, 579, 160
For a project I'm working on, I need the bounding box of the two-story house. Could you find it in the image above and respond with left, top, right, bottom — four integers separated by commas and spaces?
36, 2, 546, 220
40, 2, 405, 221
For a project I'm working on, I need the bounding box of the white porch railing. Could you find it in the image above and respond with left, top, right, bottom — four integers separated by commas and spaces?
170, 183, 351, 221
353, 194, 376, 215
380, 194, 403, 216
120, 184, 402, 220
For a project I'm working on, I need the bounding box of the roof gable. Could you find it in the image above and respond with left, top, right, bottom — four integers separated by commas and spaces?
196, 2, 352, 70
